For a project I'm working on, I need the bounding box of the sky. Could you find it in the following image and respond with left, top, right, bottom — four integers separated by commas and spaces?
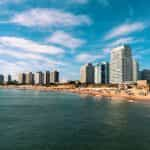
0, 0, 150, 81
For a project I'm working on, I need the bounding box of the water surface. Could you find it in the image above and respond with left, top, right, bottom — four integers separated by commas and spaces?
0, 89, 150, 150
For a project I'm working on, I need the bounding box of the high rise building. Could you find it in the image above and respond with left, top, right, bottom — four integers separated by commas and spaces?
35, 72, 44, 85
26, 72, 34, 85
44, 71, 50, 85
95, 62, 109, 84
8, 75, 12, 83
18, 73, 26, 84
0, 74, 4, 84
141, 69, 150, 83
132, 59, 139, 82
50, 71, 59, 83
95, 63, 102, 84
101, 62, 109, 84
80, 63, 94, 84
110, 45, 133, 84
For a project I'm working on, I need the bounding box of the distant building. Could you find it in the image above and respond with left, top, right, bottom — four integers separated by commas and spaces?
26, 72, 34, 85
44, 71, 50, 85
110, 45, 133, 84
80, 63, 94, 84
0, 74, 4, 84
95, 63, 102, 84
50, 71, 59, 83
18, 73, 26, 84
132, 59, 139, 82
35, 72, 44, 85
141, 69, 150, 83
8, 75, 12, 83
95, 62, 109, 84
101, 62, 109, 84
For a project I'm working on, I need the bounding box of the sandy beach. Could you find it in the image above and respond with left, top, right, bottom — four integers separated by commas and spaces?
0, 85, 150, 102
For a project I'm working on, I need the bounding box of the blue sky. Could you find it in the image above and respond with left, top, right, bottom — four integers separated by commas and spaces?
0, 0, 149, 81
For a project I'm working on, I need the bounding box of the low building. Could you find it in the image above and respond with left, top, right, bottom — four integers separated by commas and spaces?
137, 80, 148, 88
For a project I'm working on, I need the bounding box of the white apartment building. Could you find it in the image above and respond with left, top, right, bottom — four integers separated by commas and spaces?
110, 45, 133, 84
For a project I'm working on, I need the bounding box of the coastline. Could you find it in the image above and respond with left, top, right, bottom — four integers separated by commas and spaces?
0, 85, 150, 102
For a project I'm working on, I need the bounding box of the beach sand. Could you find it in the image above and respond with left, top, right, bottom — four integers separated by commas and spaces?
0, 85, 150, 102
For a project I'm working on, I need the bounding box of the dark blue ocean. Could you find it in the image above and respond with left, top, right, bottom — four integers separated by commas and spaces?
0, 89, 150, 150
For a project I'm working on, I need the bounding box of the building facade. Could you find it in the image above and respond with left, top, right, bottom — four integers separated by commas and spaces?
50, 71, 59, 83
26, 72, 34, 84
0, 74, 4, 84
101, 62, 109, 84
80, 63, 94, 84
44, 71, 50, 85
35, 72, 44, 85
8, 75, 12, 83
132, 59, 139, 82
141, 69, 150, 83
95, 62, 109, 84
110, 45, 133, 84
18, 73, 26, 84
95, 63, 102, 84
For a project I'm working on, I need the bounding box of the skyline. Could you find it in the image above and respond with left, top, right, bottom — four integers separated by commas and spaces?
0, 0, 150, 81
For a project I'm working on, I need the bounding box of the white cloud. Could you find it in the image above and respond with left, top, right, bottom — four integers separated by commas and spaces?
10, 8, 92, 27
0, 36, 67, 77
0, 47, 44, 60
76, 53, 103, 63
48, 31, 85, 49
0, 49, 66, 80
0, 46, 66, 68
107, 37, 144, 47
103, 37, 144, 54
104, 22, 146, 40
0, 36, 65, 55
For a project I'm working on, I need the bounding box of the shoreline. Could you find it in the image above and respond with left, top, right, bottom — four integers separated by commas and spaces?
0, 85, 150, 102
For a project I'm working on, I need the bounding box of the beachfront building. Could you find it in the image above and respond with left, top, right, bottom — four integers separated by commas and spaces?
95, 62, 109, 84
18, 73, 26, 84
110, 45, 133, 84
26, 72, 34, 85
132, 59, 139, 82
95, 63, 102, 84
141, 69, 150, 83
44, 71, 50, 85
50, 71, 59, 83
0, 74, 4, 84
80, 63, 94, 84
101, 62, 109, 84
35, 72, 44, 85
8, 75, 12, 83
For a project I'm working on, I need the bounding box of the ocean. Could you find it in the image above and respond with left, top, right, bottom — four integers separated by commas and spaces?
0, 89, 150, 150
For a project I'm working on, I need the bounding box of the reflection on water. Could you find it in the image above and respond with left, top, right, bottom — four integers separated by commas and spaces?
0, 89, 150, 150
